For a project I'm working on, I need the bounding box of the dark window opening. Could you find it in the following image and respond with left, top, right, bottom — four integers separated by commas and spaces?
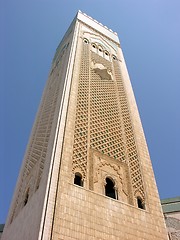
24, 189, 29, 206
99, 48, 102, 52
112, 55, 117, 60
83, 38, 89, 44
105, 177, 116, 199
137, 197, 145, 209
92, 44, 96, 48
10, 211, 15, 224
105, 52, 109, 56
74, 173, 83, 187
36, 177, 40, 191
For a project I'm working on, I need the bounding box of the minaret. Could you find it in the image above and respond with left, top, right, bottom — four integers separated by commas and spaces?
2, 11, 168, 240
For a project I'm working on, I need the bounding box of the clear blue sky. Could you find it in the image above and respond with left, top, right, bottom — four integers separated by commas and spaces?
1, 0, 180, 223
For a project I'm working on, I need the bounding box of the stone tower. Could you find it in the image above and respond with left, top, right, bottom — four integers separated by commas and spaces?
2, 11, 168, 240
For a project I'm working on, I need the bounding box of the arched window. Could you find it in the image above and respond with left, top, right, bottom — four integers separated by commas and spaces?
98, 45, 103, 57
104, 51, 110, 61
137, 197, 145, 209
74, 172, 83, 187
24, 188, 29, 206
36, 176, 41, 191
91, 43, 98, 53
112, 55, 117, 60
83, 38, 89, 44
105, 177, 116, 199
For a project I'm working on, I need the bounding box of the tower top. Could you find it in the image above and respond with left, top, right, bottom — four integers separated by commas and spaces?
76, 10, 120, 44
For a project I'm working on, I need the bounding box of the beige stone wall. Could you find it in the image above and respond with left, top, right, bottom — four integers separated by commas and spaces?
51, 19, 168, 239
52, 184, 168, 240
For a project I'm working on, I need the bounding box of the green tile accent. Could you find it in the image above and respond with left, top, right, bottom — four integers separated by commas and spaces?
161, 197, 180, 204
161, 197, 180, 213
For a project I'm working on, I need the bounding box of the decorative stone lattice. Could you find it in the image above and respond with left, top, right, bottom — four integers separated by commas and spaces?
10, 42, 70, 222
113, 60, 145, 201
72, 39, 145, 204
171, 232, 180, 240
72, 41, 89, 179
90, 52, 125, 162
166, 216, 180, 230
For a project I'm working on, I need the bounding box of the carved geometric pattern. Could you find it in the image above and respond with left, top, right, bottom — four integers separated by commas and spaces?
72, 37, 145, 204
96, 161, 123, 182
171, 232, 180, 240
91, 51, 112, 69
89, 149, 130, 203
113, 60, 145, 200
72, 41, 89, 178
90, 52, 125, 162
166, 217, 180, 230
10, 42, 70, 222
